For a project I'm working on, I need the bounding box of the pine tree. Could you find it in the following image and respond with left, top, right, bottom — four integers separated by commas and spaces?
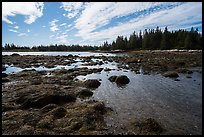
160, 27, 169, 49
184, 33, 193, 49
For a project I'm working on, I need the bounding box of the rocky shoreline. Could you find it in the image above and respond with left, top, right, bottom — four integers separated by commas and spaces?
2, 50, 202, 135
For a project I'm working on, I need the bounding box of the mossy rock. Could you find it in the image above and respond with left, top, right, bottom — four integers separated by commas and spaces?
163, 71, 179, 78
51, 107, 67, 119
77, 89, 93, 98
83, 79, 101, 89
176, 68, 193, 74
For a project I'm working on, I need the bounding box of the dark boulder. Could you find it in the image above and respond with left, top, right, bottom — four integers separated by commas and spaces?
68, 54, 73, 57
104, 68, 112, 71
2, 65, 6, 71
83, 79, 101, 89
51, 107, 67, 119
115, 75, 130, 85
16, 92, 76, 109
11, 53, 20, 56
163, 71, 179, 78
2, 78, 10, 83
44, 64, 55, 68
2, 73, 8, 78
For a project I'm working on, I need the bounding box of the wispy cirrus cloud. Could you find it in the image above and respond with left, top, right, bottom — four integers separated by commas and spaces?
60, 23, 67, 26
67, 2, 201, 45
60, 2, 85, 18
49, 19, 59, 32
9, 29, 18, 33
18, 33, 27, 37
14, 26, 19, 29
2, 2, 44, 24
74, 2, 168, 37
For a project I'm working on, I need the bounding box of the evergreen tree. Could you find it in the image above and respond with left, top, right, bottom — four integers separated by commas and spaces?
160, 27, 170, 49
184, 33, 193, 49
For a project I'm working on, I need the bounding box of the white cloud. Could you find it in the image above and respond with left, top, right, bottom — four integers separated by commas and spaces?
60, 23, 67, 26
60, 2, 84, 18
2, 2, 44, 24
42, 25, 46, 28
18, 33, 27, 36
49, 19, 59, 32
66, 28, 74, 32
65, 24, 73, 29
75, 2, 163, 37
27, 29, 31, 32
74, 2, 202, 45
9, 29, 18, 33
14, 26, 19, 29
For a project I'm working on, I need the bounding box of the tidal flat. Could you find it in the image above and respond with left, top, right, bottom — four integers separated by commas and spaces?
2, 50, 202, 135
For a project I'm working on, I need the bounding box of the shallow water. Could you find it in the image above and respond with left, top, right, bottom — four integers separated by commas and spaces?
3, 58, 118, 74
2, 51, 116, 57
76, 68, 202, 135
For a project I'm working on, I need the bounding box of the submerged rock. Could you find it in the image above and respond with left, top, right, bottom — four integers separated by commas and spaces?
163, 71, 179, 78
186, 75, 192, 78
135, 118, 163, 134
92, 102, 106, 114
83, 79, 101, 89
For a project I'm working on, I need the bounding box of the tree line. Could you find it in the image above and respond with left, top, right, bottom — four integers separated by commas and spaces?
2, 44, 99, 51
99, 26, 202, 50
2, 26, 202, 51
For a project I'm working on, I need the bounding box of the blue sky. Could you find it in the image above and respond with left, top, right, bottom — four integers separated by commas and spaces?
2, 2, 202, 47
